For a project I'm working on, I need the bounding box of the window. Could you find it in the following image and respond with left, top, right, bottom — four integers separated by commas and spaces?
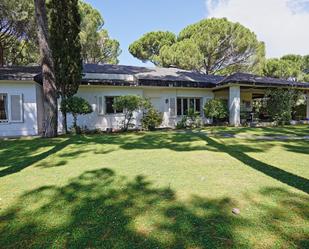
0, 94, 8, 122
0, 93, 23, 123
105, 96, 122, 114
176, 97, 201, 116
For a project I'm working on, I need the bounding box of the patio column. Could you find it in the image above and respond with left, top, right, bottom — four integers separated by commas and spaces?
229, 86, 240, 126
306, 92, 309, 119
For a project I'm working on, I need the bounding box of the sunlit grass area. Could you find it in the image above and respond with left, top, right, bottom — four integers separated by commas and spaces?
204, 125, 309, 137
0, 127, 308, 248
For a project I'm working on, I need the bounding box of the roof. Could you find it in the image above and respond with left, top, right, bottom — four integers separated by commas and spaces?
1, 64, 309, 89
0, 66, 41, 81
135, 67, 225, 84
83, 64, 151, 75
219, 73, 309, 88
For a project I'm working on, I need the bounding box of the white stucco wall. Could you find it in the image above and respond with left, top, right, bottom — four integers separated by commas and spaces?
62, 86, 214, 131
0, 81, 40, 136
143, 88, 214, 127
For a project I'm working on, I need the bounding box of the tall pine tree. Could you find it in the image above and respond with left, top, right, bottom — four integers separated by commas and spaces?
34, 0, 58, 138
49, 0, 82, 133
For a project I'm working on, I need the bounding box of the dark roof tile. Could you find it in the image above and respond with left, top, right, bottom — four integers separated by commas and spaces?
220, 72, 309, 88
0, 66, 41, 81
1, 64, 309, 89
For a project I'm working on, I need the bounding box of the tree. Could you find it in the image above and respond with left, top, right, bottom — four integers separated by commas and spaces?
129, 18, 265, 75
49, 0, 83, 133
129, 31, 176, 65
265, 88, 300, 124
204, 99, 228, 123
263, 54, 309, 81
113, 95, 149, 131
6, 39, 40, 65
159, 39, 203, 70
0, 0, 37, 66
141, 107, 163, 131
79, 1, 121, 64
1, 0, 120, 66
263, 58, 300, 80
34, 0, 58, 137
60, 96, 92, 133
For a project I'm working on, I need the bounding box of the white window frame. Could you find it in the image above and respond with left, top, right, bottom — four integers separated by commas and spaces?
97, 96, 123, 116
105, 96, 119, 115
0, 93, 23, 124
177, 97, 201, 116
0, 93, 9, 123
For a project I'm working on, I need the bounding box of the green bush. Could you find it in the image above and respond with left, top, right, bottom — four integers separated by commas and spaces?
293, 104, 306, 120
265, 88, 301, 124
60, 96, 93, 133
176, 116, 188, 129
203, 99, 228, 123
141, 107, 163, 131
113, 95, 150, 131
187, 108, 203, 128
176, 109, 203, 129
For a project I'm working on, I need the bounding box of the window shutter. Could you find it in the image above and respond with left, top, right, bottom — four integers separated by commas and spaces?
98, 96, 103, 114
97, 96, 105, 115
10, 94, 23, 122
169, 98, 176, 117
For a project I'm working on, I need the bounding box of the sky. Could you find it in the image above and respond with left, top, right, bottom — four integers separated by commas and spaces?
86, 0, 309, 67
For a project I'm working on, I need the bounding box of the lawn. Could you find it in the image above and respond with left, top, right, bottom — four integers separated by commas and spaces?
0, 126, 308, 249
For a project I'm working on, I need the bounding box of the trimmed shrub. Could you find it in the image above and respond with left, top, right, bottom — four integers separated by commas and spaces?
265, 88, 301, 124
204, 99, 228, 123
113, 95, 150, 131
60, 97, 93, 133
176, 116, 188, 129
141, 107, 163, 131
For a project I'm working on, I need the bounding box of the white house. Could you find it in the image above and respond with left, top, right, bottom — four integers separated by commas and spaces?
1, 64, 309, 137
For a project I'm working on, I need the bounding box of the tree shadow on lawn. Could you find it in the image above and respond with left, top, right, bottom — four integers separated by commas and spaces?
77, 131, 274, 154
243, 187, 309, 248
0, 137, 74, 178
1, 168, 308, 249
0, 132, 205, 178
282, 140, 309, 155
1, 130, 306, 180
0, 136, 118, 177
193, 131, 309, 194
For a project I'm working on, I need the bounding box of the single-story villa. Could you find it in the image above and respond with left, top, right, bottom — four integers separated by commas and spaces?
1, 64, 309, 137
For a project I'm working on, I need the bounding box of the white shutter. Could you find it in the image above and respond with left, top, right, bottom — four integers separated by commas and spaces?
169, 98, 176, 117
10, 94, 23, 122
97, 96, 105, 115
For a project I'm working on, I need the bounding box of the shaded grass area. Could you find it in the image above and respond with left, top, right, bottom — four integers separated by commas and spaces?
0, 128, 309, 248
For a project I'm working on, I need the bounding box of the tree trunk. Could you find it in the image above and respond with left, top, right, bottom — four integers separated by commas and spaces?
62, 110, 68, 134
0, 45, 4, 67
73, 115, 77, 130
34, 0, 58, 138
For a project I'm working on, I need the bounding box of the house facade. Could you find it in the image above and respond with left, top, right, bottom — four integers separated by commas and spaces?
1, 64, 309, 137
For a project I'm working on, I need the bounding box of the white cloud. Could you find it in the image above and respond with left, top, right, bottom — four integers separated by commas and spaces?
205, 0, 309, 58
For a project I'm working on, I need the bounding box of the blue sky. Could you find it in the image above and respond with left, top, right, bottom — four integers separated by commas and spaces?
85, 0, 309, 66
85, 0, 207, 66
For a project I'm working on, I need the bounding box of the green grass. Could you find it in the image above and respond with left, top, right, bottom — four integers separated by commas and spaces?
205, 125, 309, 137
0, 126, 308, 249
